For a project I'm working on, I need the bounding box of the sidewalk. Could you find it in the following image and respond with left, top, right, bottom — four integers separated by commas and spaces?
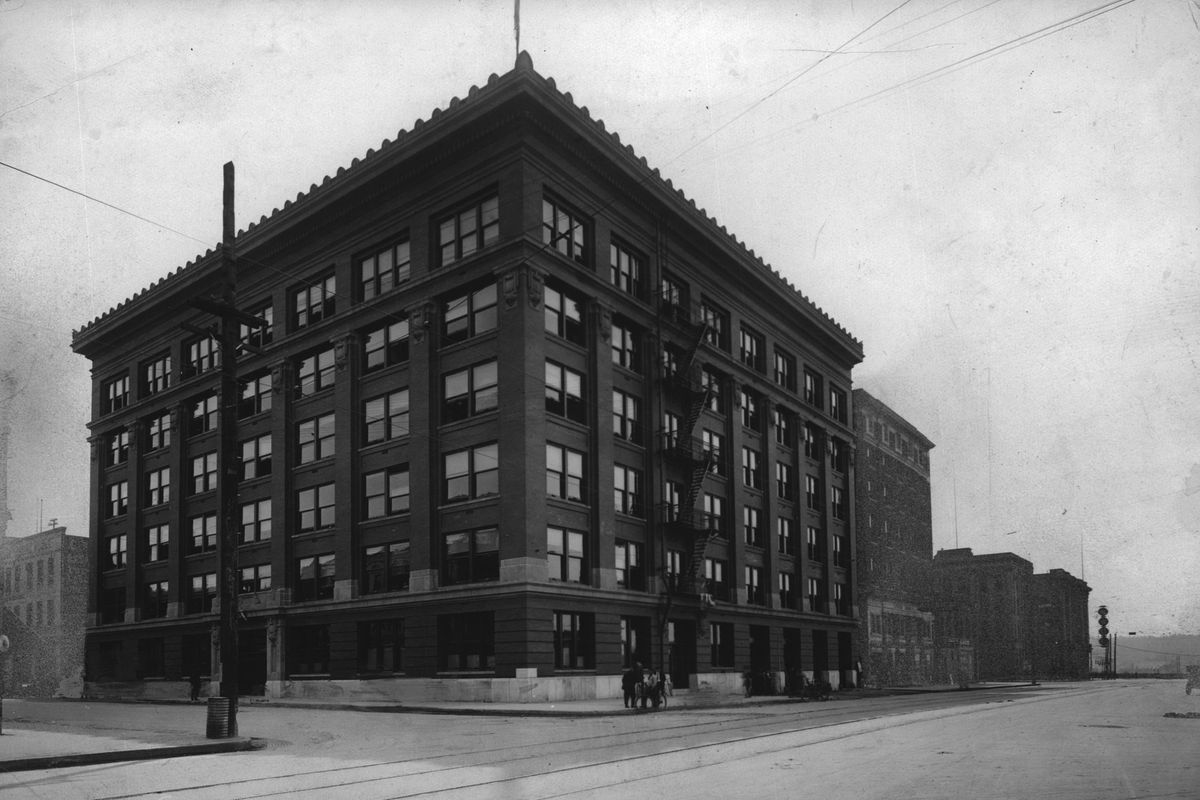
0, 682, 1028, 772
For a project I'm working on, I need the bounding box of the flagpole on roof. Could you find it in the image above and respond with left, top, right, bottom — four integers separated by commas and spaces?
514, 0, 520, 62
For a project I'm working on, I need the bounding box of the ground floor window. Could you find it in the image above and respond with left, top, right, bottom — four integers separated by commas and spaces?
182, 633, 210, 678
358, 619, 404, 673
137, 638, 165, 678
620, 616, 651, 668
710, 621, 734, 667
94, 640, 123, 680
553, 611, 594, 669
439, 612, 494, 671
288, 624, 330, 676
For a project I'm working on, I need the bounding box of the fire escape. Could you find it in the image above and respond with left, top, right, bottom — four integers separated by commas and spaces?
657, 295, 721, 600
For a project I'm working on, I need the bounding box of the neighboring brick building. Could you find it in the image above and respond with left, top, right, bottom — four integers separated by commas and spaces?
71, 54, 863, 702
1030, 568, 1091, 680
0, 526, 89, 696
853, 389, 936, 686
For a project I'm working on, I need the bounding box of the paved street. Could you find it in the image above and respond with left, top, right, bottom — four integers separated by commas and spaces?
1, 680, 1196, 799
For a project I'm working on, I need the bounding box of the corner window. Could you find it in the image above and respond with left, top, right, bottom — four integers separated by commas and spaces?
546, 443, 585, 502
442, 283, 497, 344
359, 238, 411, 300
544, 282, 586, 345
443, 361, 498, 423
102, 374, 130, 415
438, 194, 499, 267
547, 527, 585, 583
442, 528, 499, 585
439, 612, 494, 671
553, 611, 595, 669
545, 361, 585, 423
363, 318, 410, 371
443, 443, 499, 503
542, 195, 589, 266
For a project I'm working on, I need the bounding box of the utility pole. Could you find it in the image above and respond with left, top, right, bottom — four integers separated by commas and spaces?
189, 163, 262, 737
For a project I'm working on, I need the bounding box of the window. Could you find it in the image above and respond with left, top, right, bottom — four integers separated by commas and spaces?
142, 353, 171, 396
701, 366, 724, 413
833, 583, 849, 615
700, 300, 730, 351
779, 573, 795, 609
439, 612, 494, 671
778, 518, 794, 555
107, 481, 129, 518
804, 369, 824, 409
438, 194, 499, 266
364, 465, 410, 517
831, 486, 846, 520
704, 558, 728, 601
831, 438, 849, 473
147, 412, 171, 451
776, 462, 794, 500
363, 318, 410, 371
190, 514, 217, 553
104, 534, 127, 570
662, 411, 681, 450
739, 326, 764, 371
296, 348, 336, 397
830, 387, 847, 423
359, 620, 405, 673
241, 434, 272, 480
806, 578, 825, 609
185, 335, 220, 377
742, 447, 762, 489
609, 240, 643, 297
710, 621, 734, 667
361, 541, 411, 594
544, 282, 586, 344
239, 303, 274, 348
102, 374, 130, 415
239, 373, 273, 418
145, 467, 170, 507
804, 423, 820, 460
295, 554, 336, 601
739, 387, 761, 431
553, 611, 594, 669
297, 484, 335, 531
615, 540, 644, 590
359, 238, 411, 300
106, 428, 130, 467
297, 413, 335, 464
188, 572, 217, 614
702, 493, 725, 535
701, 429, 724, 475
443, 361, 498, 423
190, 393, 218, 436
611, 322, 641, 372
613, 390, 642, 444
364, 389, 410, 443
665, 549, 684, 592
545, 362, 586, 423
774, 407, 794, 448
443, 283, 498, 344
240, 563, 272, 594
806, 475, 822, 512
143, 581, 169, 619
241, 499, 272, 543
833, 534, 849, 568
442, 528, 499, 585
100, 587, 126, 624
613, 464, 643, 517
663, 480, 682, 523
660, 272, 687, 313
293, 273, 336, 329
661, 344, 680, 379
547, 527, 585, 583
774, 349, 796, 391
145, 524, 169, 562
542, 195, 588, 265
746, 566, 765, 605
288, 625, 330, 675
806, 526, 823, 562
443, 444, 498, 502
743, 506, 762, 547
546, 444, 585, 502
191, 452, 218, 494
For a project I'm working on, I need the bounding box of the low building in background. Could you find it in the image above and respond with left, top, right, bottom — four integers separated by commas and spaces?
0, 526, 89, 696
853, 389, 936, 687
1030, 568, 1091, 680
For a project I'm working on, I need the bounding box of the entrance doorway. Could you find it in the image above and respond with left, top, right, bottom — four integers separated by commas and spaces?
667, 620, 695, 689
749, 624, 772, 694
238, 628, 267, 696
812, 629, 829, 679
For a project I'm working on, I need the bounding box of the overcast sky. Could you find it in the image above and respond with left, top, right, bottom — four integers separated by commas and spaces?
1, 0, 1196, 636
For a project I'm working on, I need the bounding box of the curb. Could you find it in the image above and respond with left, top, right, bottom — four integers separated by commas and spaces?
0, 737, 259, 773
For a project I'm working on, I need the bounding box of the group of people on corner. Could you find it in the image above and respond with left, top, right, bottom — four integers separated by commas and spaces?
622, 663, 672, 710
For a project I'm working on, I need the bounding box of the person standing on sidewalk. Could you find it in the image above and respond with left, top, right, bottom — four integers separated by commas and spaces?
621, 663, 640, 709
189, 673, 202, 703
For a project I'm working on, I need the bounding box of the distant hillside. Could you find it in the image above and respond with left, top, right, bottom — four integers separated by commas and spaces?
1109, 634, 1200, 673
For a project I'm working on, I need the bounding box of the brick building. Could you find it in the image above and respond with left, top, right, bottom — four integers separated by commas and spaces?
0, 526, 89, 696
1030, 568, 1091, 680
71, 54, 863, 702
852, 389, 936, 686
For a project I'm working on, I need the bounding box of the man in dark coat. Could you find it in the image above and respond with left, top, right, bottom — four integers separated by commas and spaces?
621, 662, 641, 709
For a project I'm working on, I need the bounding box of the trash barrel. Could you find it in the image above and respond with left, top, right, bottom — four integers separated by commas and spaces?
206, 696, 231, 739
